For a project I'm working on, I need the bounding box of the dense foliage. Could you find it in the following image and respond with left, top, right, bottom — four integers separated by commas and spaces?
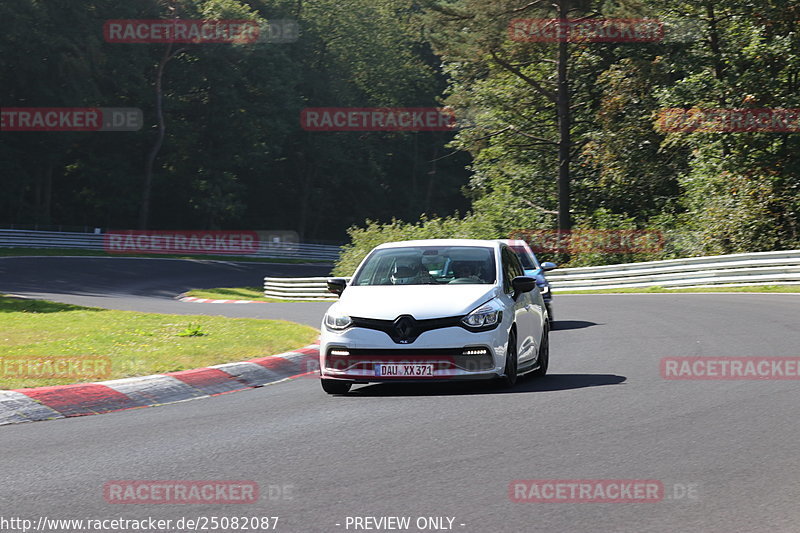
333, 0, 799, 273
1, 0, 470, 240
2, 0, 798, 264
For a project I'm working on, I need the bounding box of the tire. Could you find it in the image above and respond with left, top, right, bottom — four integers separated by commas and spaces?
546, 303, 554, 323
321, 379, 352, 395
531, 324, 549, 377
498, 330, 518, 388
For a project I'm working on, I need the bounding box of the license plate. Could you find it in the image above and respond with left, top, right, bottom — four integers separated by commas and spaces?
375, 363, 434, 377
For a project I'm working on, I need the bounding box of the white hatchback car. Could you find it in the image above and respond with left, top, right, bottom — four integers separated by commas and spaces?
319, 239, 550, 394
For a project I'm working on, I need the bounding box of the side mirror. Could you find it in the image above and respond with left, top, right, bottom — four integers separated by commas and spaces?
541, 261, 557, 272
511, 276, 537, 299
326, 278, 347, 296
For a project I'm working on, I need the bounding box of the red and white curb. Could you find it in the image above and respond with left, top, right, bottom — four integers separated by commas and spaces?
179, 296, 262, 304
0, 344, 320, 426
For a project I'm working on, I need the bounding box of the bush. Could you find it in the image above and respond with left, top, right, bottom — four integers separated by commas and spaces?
332, 214, 491, 276
332, 207, 682, 275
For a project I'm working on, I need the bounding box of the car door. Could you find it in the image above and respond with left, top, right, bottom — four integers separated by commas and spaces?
501, 246, 537, 364
516, 250, 546, 366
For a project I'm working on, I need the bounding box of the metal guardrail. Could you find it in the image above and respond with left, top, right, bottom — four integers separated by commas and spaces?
263, 277, 348, 300
263, 250, 800, 299
546, 250, 800, 291
0, 229, 340, 261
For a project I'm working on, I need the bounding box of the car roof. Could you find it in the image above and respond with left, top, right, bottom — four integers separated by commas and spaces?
375, 238, 501, 250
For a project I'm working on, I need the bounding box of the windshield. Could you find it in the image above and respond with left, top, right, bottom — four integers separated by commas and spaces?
352, 246, 496, 286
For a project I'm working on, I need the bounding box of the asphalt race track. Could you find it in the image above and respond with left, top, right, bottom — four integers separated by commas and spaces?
0, 256, 333, 326
2, 257, 800, 532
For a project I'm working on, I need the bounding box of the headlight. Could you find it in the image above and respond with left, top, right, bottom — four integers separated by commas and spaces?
461, 300, 503, 330
324, 309, 352, 330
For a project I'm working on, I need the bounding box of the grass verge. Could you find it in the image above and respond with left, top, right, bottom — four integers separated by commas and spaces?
184, 287, 332, 303
555, 285, 800, 294
0, 247, 331, 264
0, 295, 318, 390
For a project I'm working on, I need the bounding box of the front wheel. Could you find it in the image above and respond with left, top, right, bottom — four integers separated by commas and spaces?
321, 379, 352, 395
498, 330, 518, 388
531, 325, 549, 377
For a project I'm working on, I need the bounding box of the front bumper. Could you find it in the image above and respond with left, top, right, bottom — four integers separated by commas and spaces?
320, 326, 506, 382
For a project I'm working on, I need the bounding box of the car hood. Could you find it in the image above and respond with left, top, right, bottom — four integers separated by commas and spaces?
333, 285, 500, 320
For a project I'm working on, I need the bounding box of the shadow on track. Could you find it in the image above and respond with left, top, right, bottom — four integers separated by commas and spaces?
552, 320, 600, 330
0, 295, 98, 314
0, 256, 332, 298
347, 373, 626, 397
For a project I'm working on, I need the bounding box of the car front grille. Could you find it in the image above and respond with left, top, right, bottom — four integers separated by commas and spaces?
350, 316, 463, 344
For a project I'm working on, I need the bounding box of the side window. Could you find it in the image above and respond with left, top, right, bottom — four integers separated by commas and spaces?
511, 254, 525, 277
501, 248, 514, 293
501, 247, 525, 294
508, 250, 524, 278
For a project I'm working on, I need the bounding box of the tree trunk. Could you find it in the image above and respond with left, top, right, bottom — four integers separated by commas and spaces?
296, 151, 314, 241
705, 2, 730, 157
33, 166, 42, 224
42, 161, 53, 225
140, 43, 175, 229
556, 0, 572, 233
425, 144, 437, 213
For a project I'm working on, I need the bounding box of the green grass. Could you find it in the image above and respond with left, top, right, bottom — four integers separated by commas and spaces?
0, 295, 319, 390
555, 285, 800, 294
0, 247, 331, 264
184, 287, 331, 303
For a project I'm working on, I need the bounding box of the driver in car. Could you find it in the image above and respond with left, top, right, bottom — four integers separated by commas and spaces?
450, 261, 483, 283
390, 259, 436, 285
